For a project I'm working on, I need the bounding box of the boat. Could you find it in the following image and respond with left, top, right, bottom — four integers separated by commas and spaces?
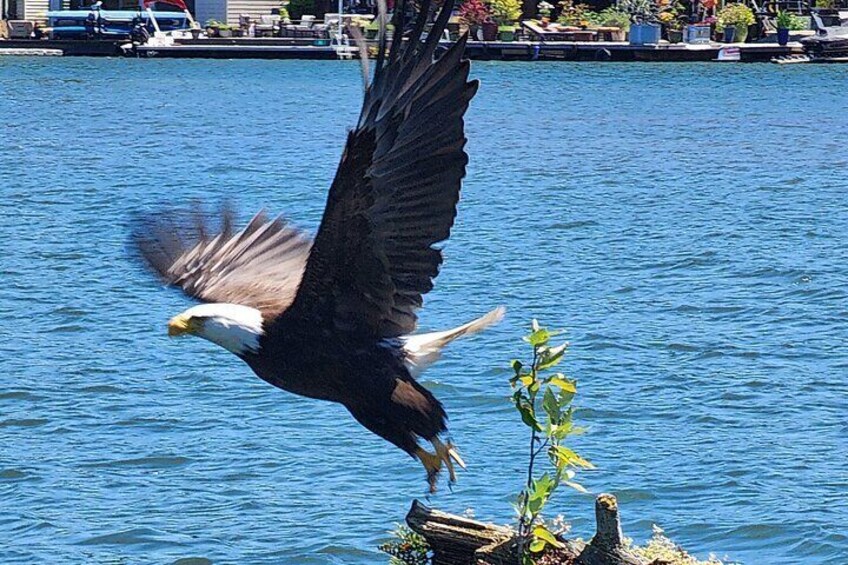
794, 9, 848, 62
46, 4, 191, 40
120, 0, 206, 55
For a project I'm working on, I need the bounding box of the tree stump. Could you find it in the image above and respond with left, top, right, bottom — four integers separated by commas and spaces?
405, 500, 517, 565
407, 494, 646, 565
574, 493, 645, 565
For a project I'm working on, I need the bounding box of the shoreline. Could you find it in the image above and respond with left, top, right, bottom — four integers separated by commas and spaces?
0, 36, 805, 61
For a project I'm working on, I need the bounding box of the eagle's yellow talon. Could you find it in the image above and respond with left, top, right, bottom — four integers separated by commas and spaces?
432, 438, 457, 483
416, 447, 442, 493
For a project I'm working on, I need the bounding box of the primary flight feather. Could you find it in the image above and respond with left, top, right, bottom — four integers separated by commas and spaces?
132, 0, 503, 492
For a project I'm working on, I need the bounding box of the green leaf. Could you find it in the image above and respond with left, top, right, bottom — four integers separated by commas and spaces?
549, 375, 576, 393
511, 359, 523, 374
557, 389, 575, 408
519, 375, 535, 387
524, 328, 551, 347
533, 525, 565, 549
542, 387, 560, 422
517, 401, 541, 431
553, 446, 595, 469
553, 420, 574, 439
528, 538, 547, 553
529, 473, 555, 501
563, 480, 589, 493
537, 343, 568, 370
527, 495, 544, 514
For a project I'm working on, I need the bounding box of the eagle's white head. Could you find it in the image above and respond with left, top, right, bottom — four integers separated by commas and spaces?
167, 303, 264, 355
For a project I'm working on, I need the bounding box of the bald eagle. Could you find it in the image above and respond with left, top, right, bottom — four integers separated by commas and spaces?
131, 0, 502, 492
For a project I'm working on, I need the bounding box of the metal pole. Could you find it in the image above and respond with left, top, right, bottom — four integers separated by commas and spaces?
147, 6, 161, 32
337, 0, 343, 43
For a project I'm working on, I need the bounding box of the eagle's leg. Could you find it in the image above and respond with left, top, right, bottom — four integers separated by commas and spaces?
415, 447, 443, 493
417, 439, 467, 492
433, 438, 466, 483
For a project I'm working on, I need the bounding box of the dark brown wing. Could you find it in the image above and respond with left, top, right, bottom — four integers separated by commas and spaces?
282, 0, 477, 340
131, 206, 312, 317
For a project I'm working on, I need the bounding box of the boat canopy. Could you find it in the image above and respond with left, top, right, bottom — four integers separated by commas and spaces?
141, 0, 189, 11
46, 9, 189, 19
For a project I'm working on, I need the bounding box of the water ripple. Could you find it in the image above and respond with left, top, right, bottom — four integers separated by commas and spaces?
1, 59, 847, 565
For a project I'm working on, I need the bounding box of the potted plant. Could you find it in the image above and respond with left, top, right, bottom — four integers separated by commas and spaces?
497, 24, 516, 40
488, 0, 521, 39
599, 7, 630, 40
658, 4, 685, 43
460, 0, 494, 39
276, 1, 291, 24
189, 21, 202, 40
619, 0, 661, 44
205, 19, 221, 37
775, 10, 806, 45
218, 24, 233, 37
775, 10, 791, 45
537, 0, 554, 26
557, 0, 585, 27
717, 3, 755, 43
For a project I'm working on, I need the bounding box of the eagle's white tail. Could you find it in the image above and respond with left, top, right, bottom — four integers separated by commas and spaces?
402, 307, 506, 378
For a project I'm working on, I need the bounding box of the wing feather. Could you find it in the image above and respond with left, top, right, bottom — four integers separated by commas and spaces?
131, 206, 312, 317
281, 0, 477, 340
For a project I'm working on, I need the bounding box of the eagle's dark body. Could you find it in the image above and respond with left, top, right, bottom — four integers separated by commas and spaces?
132, 0, 495, 489
247, 324, 445, 456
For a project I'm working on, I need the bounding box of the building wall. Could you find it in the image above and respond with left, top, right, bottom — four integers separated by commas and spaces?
24, 0, 49, 19
226, 0, 279, 24
195, 0, 226, 25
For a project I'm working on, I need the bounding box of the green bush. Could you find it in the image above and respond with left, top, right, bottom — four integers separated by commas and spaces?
487, 0, 522, 24
510, 320, 592, 564
379, 525, 431, 565
598, 7, 631, 30
717, 3, 755, 30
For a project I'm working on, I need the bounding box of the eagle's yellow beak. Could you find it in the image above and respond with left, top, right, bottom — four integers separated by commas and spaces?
168, 314, 198, 337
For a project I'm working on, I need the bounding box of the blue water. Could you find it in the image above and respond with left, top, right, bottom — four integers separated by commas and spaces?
1, 58, 847, 565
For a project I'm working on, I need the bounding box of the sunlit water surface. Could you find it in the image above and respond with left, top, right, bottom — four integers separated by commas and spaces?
1, 58, 847, 565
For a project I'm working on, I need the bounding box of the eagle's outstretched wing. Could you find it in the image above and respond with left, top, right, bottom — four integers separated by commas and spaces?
282, 0, 477, 340
131, 206, 311, 317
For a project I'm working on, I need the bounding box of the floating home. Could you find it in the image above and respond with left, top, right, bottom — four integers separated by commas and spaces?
2, 0, 358, 26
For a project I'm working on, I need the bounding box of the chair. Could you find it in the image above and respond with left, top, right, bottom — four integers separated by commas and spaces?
238, 14, 252, 35
811, 11, 848, 36
283, 14, 316, 37
8, 20, 34, 39
255, 14, 280, 37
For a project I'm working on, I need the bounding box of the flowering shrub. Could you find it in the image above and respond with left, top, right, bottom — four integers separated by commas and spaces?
557, 0, 593, 26
488, 0, 522, 24
717, 3, 755, 29
459, 0, 493, 26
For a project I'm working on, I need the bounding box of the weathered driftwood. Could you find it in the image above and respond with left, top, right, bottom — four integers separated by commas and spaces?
405, 500, 518, 564
406, 494, 646, 565
574, 494, 644, 565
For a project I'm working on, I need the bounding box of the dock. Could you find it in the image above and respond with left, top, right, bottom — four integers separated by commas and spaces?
0, 47, 63, 56
461, 40, 803, 62
0, 37, 806, 62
